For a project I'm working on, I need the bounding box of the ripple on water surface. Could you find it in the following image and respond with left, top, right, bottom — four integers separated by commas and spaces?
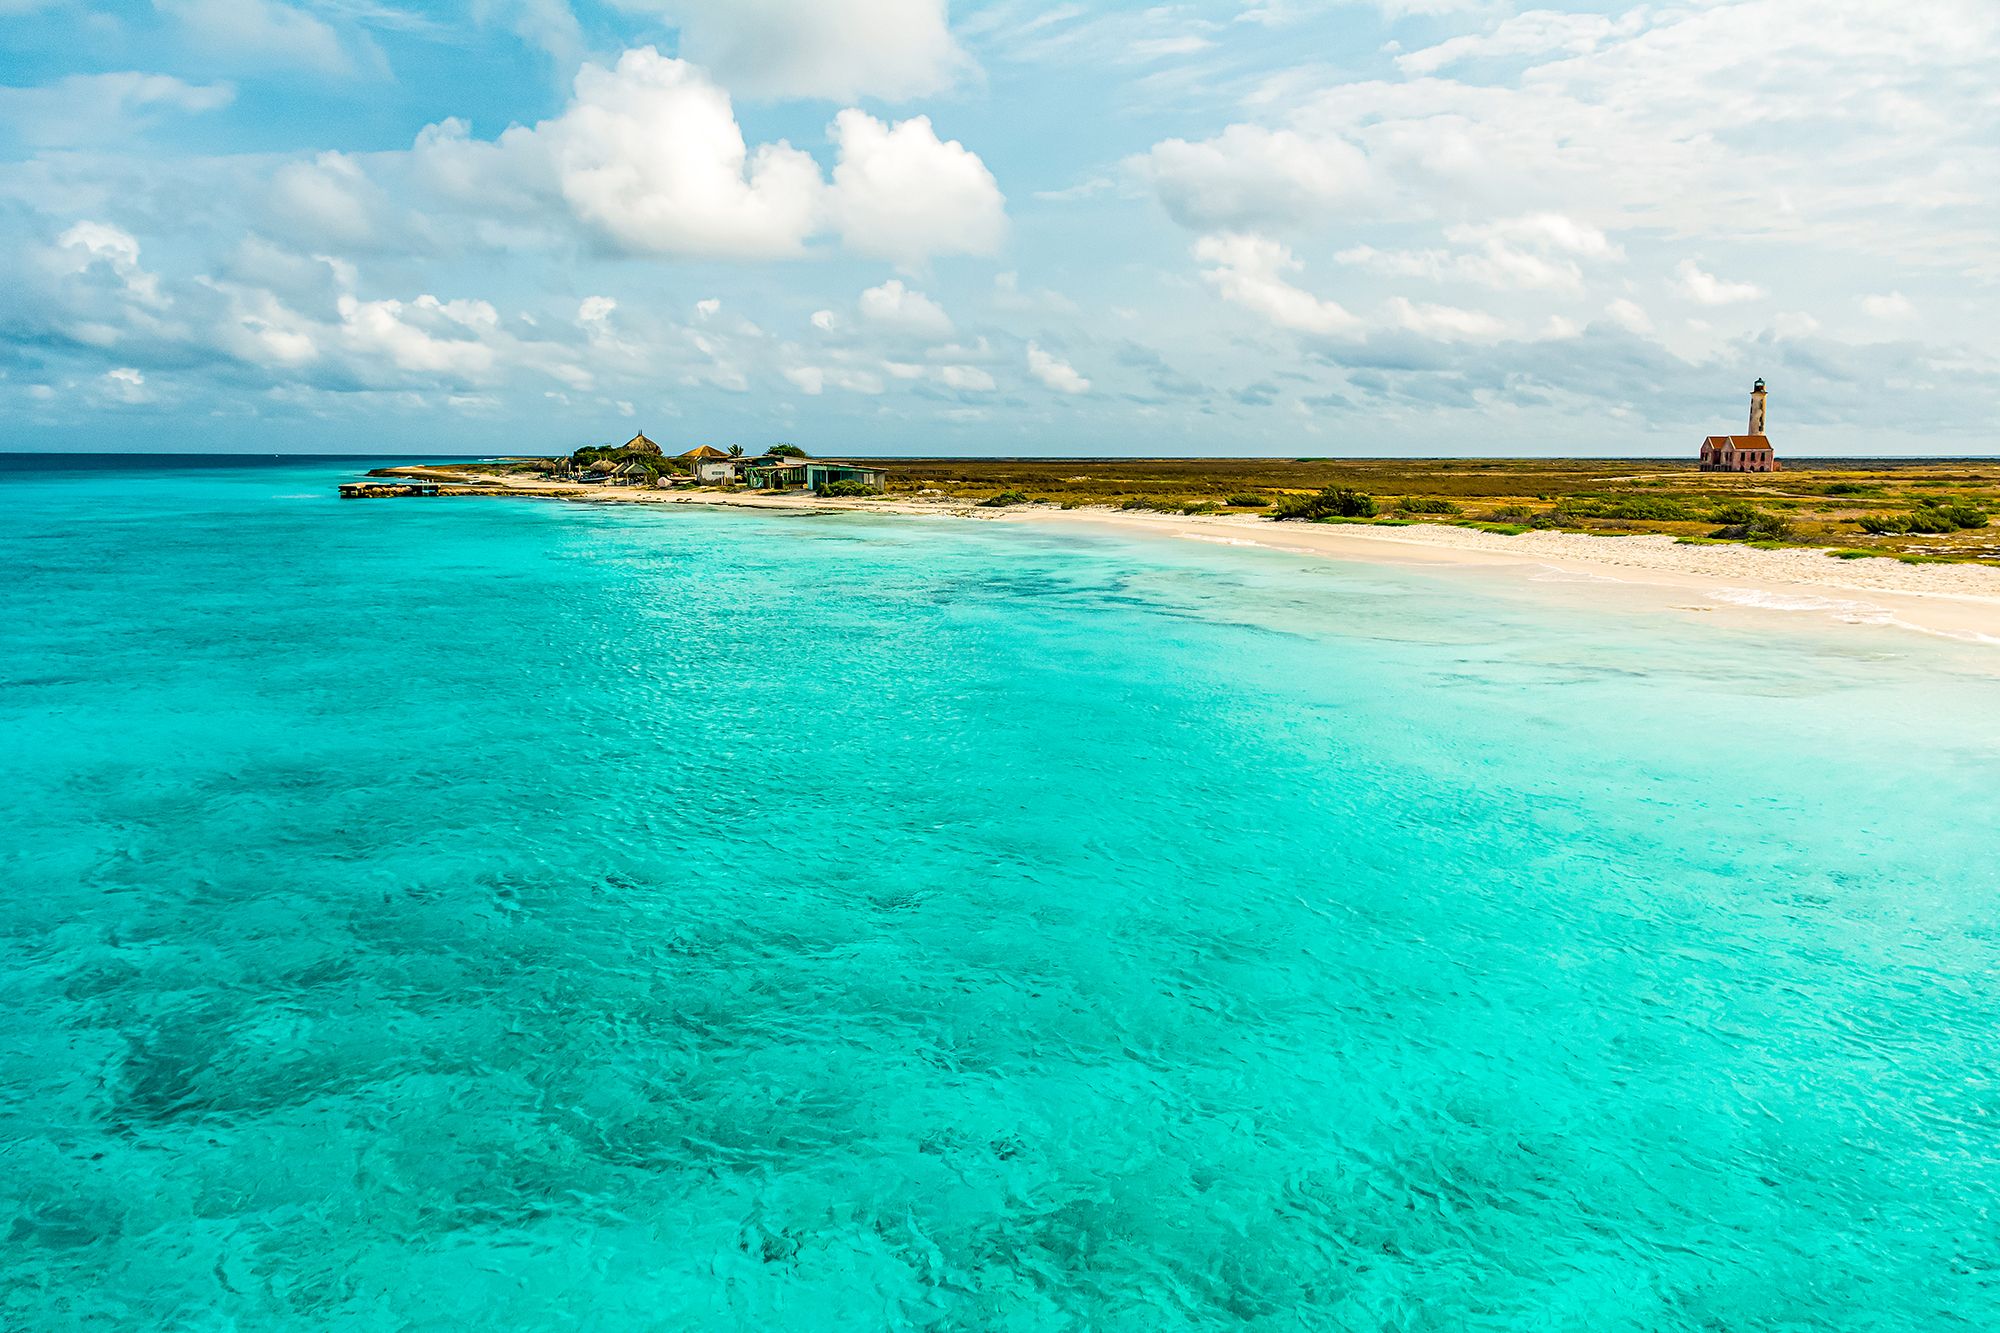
2, 460, 1999, 1330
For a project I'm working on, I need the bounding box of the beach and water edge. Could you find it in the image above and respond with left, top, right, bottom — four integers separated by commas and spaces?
378, 465, 2000, 646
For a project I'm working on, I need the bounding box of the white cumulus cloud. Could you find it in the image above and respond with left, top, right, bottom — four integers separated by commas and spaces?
1026, 342, 1090, 394
827, 110, 1007, 264
400, 50, 1005, 264
1387, 297, 1507, 342
857, 278, 953, 337
1861, 292, 1916, 321
1605, 299, 1653, 334
267, 152, 393, 250
1132, 124, 1369, 232
1194, 234, 1358, 335
545, 49, 825, 258
1676, 260, 1765, 306
783, 363, 884, 395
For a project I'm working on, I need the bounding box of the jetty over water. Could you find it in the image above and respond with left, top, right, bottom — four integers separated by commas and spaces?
339, 481, 440, 498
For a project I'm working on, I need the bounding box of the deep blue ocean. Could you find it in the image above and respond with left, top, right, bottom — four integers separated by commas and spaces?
4, 455, 1999, 1330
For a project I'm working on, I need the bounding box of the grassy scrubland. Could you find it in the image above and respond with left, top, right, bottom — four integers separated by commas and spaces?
431, 455, 2000, 563
865, 457, 2000, 562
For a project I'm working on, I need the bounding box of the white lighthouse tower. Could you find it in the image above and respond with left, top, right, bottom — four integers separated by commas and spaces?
1698, 378, 1778, 472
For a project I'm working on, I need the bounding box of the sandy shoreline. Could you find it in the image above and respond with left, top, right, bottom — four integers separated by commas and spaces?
378, 467, 2000, 644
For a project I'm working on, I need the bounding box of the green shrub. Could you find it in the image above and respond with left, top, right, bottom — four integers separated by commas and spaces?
1885, 505, 1990, 533
816, 480, 880, 498
572, 443, 670, 471
1553, 495, 1696, 522
1938, 504, 1989, 529
1270, 488, 1378, 521
1225, 493, 1269, 507
768, 444, 808, 458
1395, 497, 1461, 515
1119, 497, 1180, 512
1822, 482, 1884, 497
1487, 505, 1531, 521
1711, 508, 1792, 541
1710, 500, 1760, 525
980, 490, 1030, 507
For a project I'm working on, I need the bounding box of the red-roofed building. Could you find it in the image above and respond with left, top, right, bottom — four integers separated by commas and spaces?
1700, 435, 1777, 472
1699, 380, 1779, 472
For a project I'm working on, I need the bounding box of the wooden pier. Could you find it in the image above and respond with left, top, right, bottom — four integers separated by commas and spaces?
338, 481, 441, 499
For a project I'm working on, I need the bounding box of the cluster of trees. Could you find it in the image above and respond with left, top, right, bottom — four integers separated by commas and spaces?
562, 439, 812, 478
570, 439, 676, 477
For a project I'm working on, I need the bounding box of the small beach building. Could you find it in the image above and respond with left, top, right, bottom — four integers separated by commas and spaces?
1699, 437, 1777, 472
677, 445, 741, 485
1699, 380, 1779, 472
804, 462, 887, 491
742, 457, 810, 490
741, 458, 887, 492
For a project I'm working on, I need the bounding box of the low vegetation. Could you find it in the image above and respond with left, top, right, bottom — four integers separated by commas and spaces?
1857, 504, 1987, 535
569, 440, 681, 480
1271, 488, 1379, 521
442, 454, 2000, 563
816, 480, 880, 498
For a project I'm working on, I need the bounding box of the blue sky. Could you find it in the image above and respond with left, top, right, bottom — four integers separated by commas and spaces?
2, 0, 1995, 456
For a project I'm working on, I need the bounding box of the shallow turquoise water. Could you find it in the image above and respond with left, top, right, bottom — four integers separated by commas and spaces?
4, 457, 1999, 1330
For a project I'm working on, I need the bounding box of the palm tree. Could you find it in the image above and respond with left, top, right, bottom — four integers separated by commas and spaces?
728, 444, 744, 458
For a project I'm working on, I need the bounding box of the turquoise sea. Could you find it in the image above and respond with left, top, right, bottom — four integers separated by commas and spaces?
4, 454, 1999, 1330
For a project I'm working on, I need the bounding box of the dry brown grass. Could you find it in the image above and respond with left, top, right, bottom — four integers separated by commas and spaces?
438, 455, 2000, 562
851, 457, 2000, 561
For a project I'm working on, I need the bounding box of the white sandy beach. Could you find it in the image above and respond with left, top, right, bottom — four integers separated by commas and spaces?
383, 468, 2000, 645
1027, 507, 2000, 645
